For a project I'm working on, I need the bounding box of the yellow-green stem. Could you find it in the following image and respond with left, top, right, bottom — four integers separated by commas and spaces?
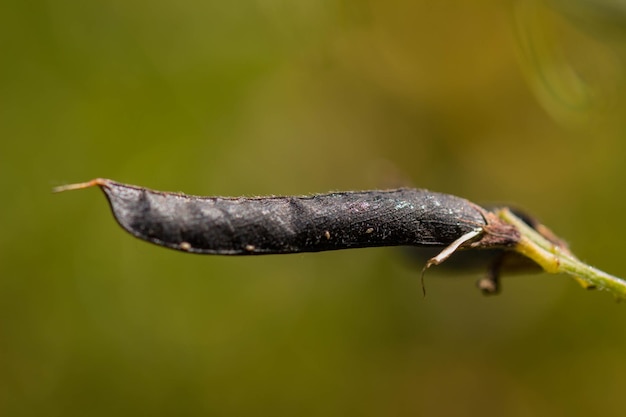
497, 208, 626, 299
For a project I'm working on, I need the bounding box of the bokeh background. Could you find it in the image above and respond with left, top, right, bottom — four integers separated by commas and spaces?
2, 0, 626, 416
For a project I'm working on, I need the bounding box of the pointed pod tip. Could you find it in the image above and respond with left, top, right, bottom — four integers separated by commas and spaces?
52, 178, 109, 193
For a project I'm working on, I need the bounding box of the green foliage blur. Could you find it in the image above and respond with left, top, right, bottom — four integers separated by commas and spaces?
2, 0, 626, 416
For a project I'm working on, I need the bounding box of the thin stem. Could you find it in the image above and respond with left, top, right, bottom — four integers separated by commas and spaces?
497, 208, 626, 299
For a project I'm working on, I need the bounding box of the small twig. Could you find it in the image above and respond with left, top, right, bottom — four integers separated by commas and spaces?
498, 208, 626, 299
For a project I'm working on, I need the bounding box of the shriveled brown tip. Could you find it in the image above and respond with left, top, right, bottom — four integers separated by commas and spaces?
52, 178, 109, 193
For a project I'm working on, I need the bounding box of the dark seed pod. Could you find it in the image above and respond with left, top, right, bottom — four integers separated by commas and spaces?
54, 179, 516, 255
54, 179, 626, 299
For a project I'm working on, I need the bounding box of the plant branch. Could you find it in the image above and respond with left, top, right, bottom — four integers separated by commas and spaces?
497, 207, 626, 299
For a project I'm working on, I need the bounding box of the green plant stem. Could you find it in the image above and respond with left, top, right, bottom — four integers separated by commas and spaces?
497, 208, 626, 299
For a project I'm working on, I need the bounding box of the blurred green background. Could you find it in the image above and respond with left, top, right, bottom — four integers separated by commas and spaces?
2, 0, 626, 416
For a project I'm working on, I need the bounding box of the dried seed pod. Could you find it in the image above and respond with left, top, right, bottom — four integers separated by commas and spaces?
54, 179, 626, 298
53, 179, 518, 256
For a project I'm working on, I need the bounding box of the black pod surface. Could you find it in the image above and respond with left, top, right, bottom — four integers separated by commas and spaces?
55, 179, 626, 298
84, 179, 489, 255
